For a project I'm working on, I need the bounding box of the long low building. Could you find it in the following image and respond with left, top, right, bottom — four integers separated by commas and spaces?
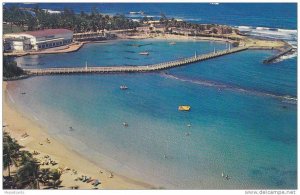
4, 29, 73, 52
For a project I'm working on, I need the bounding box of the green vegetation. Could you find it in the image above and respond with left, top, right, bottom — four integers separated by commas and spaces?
161, 17, 234, 34
3, 23, 27, 34
3, 132, 62, 189
3, 56, 25, 78
3, 5, 235, 35
3, 5, 140, 33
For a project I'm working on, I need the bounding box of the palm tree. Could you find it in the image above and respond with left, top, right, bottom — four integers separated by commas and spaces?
15, 159, 40, 189
47, 169, 62, 189
4, 4, 142, 34
3, 131, 21, 177
38, 168, 51, 186
18, 150, 33, 166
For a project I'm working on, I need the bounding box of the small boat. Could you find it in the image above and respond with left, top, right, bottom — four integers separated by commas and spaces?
21, 92, 26, 95
169, 41, 176, 45
178, 105, 191, 111
139, 51, 149, 55
120, 85, 128, 90
123, 122, 128, 127
187, 124, 192, 127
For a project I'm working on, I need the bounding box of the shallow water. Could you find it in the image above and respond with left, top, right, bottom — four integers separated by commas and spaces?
9, 40, 297, 189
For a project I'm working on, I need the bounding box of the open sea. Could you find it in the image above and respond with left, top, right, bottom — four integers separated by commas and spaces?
6, 3, 297, 189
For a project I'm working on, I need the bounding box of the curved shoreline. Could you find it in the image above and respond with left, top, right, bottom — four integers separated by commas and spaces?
3, 32, 290, 58
3, 82, 155, 189
2, 34, 296, 189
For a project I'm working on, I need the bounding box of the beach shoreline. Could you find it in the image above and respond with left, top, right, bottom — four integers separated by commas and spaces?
3, 81, 154, 189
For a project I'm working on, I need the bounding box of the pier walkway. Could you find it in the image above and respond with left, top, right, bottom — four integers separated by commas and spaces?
24, 46, 248, 75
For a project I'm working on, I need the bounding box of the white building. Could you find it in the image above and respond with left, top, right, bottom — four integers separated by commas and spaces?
4, 29, 73, 52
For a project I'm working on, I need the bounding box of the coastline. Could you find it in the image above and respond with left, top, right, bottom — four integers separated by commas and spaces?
3, 81, 154, 189
3, 32, 290, 58
117, 33, 289, 50
2, 3, 297, 190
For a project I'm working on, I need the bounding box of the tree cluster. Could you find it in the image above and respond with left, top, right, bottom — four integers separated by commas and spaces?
3, 132, 62, 189
3, 56, 25, 78
3, 5, 141, 33
160, 17, 233, 34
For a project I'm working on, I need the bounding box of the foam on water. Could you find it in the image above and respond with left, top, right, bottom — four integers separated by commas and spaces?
237, 26, 297, 62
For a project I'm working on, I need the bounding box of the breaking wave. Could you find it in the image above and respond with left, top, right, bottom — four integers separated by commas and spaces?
236, 25, 297, 62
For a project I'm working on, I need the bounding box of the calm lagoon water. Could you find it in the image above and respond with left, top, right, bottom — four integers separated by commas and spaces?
9, 39, 297, 189
15, 40, 228, 68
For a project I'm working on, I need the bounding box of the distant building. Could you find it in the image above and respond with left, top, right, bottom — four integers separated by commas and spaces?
3, 29, 73, 52
169, 27, 196, 36
203, 30, 213, 34
136, 25, 152, 34
73, 30, 117, 41
73, 31, 105, 41
143, 20, 161, 24
151, 24, 166, 33
136, 23, 166, 34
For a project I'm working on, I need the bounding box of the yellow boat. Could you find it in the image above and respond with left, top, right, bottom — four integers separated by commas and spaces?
178, 105, 191, 111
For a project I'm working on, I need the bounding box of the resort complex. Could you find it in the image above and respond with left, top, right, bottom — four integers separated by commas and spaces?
4, 29, 73, 51
2, 2, 297, 192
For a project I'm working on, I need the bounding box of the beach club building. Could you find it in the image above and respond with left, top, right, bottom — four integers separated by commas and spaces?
3, 29, 73, 52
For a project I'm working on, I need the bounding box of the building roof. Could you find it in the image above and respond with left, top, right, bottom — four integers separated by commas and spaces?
21, 29, 73, 37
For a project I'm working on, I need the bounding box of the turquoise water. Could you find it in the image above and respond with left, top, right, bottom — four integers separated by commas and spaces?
9, 40, 297, 189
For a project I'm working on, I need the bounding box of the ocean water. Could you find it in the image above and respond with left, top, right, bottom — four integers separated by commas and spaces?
7, 3, 297, 29
5, 3, 297, 189
9, 2, 298, 61
8, 40, 297, 189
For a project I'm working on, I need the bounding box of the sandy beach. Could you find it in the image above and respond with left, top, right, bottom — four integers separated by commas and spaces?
3, 82, 154, 189
123, 33, 288, 50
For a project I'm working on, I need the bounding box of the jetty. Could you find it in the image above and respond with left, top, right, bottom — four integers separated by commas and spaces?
263, 47, 294, 64
23, 46, 248, 76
